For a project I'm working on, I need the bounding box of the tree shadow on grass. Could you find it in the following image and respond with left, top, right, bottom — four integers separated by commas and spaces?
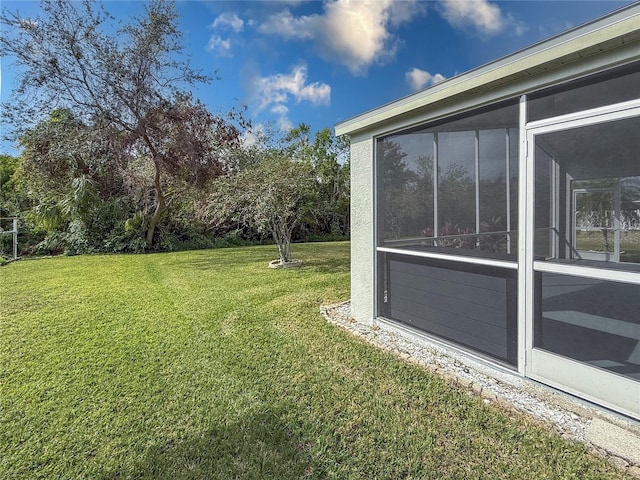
170, 252, 273, 272
180, 253, 349, 276
286, 242, 350, 274
173, 243, 350, 274
99, 409, 328, 480
301, 255, 350, 274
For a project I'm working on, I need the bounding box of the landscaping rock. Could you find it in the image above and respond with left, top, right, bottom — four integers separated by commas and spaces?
321, 300, 640, 474
268, 259, 303, 269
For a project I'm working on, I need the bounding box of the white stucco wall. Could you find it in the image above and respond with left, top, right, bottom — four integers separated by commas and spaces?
349, 134, 375, 324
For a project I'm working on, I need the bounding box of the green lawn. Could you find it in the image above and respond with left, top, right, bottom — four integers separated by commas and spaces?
0, 243, 631, 479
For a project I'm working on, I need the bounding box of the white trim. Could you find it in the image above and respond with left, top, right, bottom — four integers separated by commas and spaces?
517, 95, 528, 375
551, 153, 559, 259
433, 134, 439, 239
526, 99, 640, 132
475, 130, 481, 240
505, 129, 512, 256
520, 122, 536, 375
524, 116, 537, 373
372, 137, 379, 320
376, 246, 518, 270
530, 349, 639, 420
533, 261, 640, 284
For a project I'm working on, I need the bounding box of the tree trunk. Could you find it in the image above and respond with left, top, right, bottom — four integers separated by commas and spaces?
146, 160, 166, 248
272, 223, 291, 263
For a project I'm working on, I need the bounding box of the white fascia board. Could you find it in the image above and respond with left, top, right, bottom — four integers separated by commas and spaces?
335, 4, 640, 138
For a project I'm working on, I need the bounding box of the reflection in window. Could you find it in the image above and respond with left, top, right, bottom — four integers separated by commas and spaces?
378, 133, 434, 243
438, 131, 476, 238
621, 177, 640, 263
534, 145, 553, 260
377, 102, 519, 259
479, 129, 509, 252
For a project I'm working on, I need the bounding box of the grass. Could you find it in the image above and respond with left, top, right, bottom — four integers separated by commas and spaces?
576, 230, 640, 263
0, 242, 632, 479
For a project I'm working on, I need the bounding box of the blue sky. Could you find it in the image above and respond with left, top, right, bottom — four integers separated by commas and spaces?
0, 0, 635, 153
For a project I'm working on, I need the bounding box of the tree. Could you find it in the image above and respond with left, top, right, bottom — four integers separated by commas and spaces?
208, 151, 314, 265
379, 139, 418, 240
0, 154, 21, 218
0, 0, 241, 247
284, 124, 350, 237
17, 109, 114, 229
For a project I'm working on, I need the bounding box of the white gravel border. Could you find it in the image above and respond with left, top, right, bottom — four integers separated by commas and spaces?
320, 301, 640, 477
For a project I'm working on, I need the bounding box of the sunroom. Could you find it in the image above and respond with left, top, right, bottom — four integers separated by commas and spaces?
336, 4, 640, 420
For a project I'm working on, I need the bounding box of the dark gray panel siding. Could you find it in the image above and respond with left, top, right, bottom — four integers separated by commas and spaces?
382, 254, 517, 365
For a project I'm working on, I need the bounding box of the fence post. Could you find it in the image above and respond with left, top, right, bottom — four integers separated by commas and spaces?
13, 218, 18, 260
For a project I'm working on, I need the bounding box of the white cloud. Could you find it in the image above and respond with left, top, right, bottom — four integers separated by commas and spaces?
276, 116, 294, 132
437, 0, 524, 38
388, 1, 425, 27
207, 36, 233, 57
251, 65, 330, 134
257, 0, 426, 75
207, 12, 245, 56
270, 104, 289, 115
253, 65, 331, 113
257, 9, 315, 39
211, 12, 244, 33
406, 68, 445, 91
